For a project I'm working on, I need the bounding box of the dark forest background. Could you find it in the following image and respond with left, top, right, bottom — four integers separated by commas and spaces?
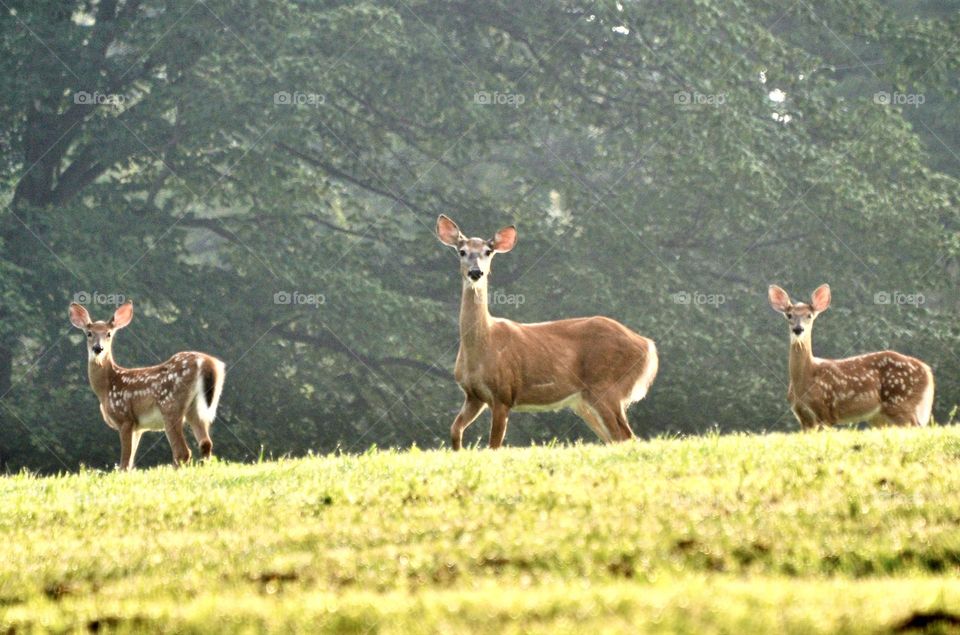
1, 0, 958, 472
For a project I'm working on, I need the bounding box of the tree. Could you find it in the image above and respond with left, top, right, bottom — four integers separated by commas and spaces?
1, 0, 957, 472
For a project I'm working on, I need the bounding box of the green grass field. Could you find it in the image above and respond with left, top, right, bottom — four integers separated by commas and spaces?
3, 427, 960, 633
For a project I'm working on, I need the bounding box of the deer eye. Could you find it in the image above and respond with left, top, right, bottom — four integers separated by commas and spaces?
86, 332, 92, 337
458, 249, 466, 257
785, 313, 792, 319
484, 249, 493, 257
106, 332, 111, 338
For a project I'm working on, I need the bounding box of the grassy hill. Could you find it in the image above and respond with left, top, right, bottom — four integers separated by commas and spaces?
2, 428, 960, 633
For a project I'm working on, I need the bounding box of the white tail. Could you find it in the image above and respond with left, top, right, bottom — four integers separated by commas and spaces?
768, 284, 934, 429
437, 215, 658, 450
69, 301, 226, 470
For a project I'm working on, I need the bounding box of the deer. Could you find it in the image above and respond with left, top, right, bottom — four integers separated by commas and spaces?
768, 284, 934, 430
436, 215, 658, 450
69, 301, 226, 470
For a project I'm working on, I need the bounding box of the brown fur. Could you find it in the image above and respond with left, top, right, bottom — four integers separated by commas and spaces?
438, 216, 658, 449
69, 302, 225, 469
769, 284, 934, 429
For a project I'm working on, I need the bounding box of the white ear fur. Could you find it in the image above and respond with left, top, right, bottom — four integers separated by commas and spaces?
111, 302, 134, 329
768, 285, 791, 313
69, 303, 91, 329
492, 225, 517, 253
436, 215, 465, 247
810, 284, 831, 313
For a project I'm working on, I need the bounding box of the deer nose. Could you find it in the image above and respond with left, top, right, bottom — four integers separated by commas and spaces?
92, 344, 103, 354
467, 269, 483, 281
792, 326, 804, 335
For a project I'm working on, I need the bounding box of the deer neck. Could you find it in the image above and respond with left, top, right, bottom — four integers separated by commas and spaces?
459, 277, 492, 354
788, 332, 815, 387
87, 353, 116, 402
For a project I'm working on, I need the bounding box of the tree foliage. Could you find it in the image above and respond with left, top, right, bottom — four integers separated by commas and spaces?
0, 0, 958, 471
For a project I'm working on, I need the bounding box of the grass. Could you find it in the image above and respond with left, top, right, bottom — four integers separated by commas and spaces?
2, 427, 960, 633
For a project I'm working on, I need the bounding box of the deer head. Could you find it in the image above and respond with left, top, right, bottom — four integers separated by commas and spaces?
69, 301, 134, 363
436, 215, 517, 284
768, 284, 831, 340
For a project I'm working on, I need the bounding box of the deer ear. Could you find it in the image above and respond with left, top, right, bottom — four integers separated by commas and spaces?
69, 303, 90, 329
111, 301, 134, 329
436, 215, 464, 247
810, 284, 831, 312
492, 225, 517, 253
768, 285, 791, 313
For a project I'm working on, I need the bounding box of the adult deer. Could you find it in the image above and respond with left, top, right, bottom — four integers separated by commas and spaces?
436, 215, 658, 449
768, 284, 934, 429
69, 301, 225, 469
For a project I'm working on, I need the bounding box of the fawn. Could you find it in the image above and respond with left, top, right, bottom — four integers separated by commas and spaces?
69, 301, 225, 469
768, 284, 934, 429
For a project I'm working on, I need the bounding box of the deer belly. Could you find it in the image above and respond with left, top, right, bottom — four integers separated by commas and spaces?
834, 405, 881, 426
827, 388, 884, 425
513, 392, 582, 413
136, 406, 167, 431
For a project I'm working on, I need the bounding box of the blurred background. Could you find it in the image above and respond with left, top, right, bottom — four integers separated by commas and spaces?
1, 0, 958, 472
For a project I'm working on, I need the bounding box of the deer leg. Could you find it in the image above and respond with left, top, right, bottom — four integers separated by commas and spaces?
616, 404, 636, 441
118, 424, 142, 471
596, 401, 633, 442
451, 397, 486, 451
791, 405, 818, 432
163, 413, 192, 467
878, 402, 922, 427
868, 412, 892, 427
186, 407, 213, 459
584, 396, 631, 443
488, 403, 510, 449
572, 400, 612, 443
884, 412, 916, 428
130, 429, 143, 466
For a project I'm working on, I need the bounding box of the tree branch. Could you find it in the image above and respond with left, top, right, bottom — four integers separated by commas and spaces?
283, 328, 449, 380
275, 141, 420, 213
